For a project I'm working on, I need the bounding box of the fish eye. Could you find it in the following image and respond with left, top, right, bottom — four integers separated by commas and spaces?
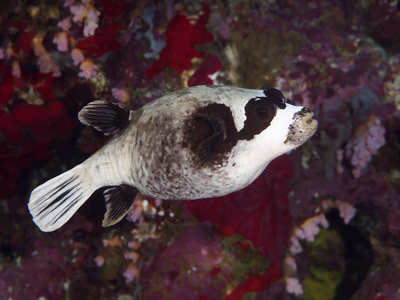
254, 104, 270, 119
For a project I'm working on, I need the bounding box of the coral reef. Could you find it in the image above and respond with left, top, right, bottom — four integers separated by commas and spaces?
1, 0, 400, 299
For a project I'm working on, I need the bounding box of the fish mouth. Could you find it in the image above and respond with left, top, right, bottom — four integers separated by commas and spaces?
284, 110, 318, 146
302, 112, 318, 128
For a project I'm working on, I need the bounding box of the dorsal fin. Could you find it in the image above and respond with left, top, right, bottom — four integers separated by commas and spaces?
102, 184, 138, 227
78, 100, 131, 135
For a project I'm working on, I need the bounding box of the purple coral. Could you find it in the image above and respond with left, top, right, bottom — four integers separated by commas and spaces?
140, 226, 229, 300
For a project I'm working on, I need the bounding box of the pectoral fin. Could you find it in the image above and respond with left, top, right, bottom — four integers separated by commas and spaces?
195, 114, 226, 168
102, 184, 138, 227
78, 100, 131, 135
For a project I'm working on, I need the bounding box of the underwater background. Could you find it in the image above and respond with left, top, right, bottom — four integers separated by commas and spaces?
1, 0, 400, 299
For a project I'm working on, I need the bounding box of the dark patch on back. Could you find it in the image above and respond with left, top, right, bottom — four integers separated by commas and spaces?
184, 103, 238, 168
194, 114, 226, 167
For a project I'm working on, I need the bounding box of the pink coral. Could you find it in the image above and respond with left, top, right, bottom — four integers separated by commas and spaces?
11, 60, 21, 78
123, 263, 139, 283
336, 199, 357, 224
124, 251, 140, 263
78, 59, 98, 79
343, 115, 386, 178
289, 214, 329, 255
84, 9, 100, 37
286, 277, 303, 296
32, 35, 61, 77
71, 48, 85, 66
63, 0, 74, 7
111, 87, 129, 103
57, 17, 72, 32
94, 255, 105, 267
69, 1, 101, 37
70, 4, 87, 22
53, 31, 69, 52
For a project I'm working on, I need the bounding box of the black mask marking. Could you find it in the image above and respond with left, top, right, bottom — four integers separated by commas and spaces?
238, 97, 277, 141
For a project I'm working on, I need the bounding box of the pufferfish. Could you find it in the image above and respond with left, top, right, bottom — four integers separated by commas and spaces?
28, 85, 317, 232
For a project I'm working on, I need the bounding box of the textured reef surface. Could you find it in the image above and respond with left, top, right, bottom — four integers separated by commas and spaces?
1, 0, 400, 299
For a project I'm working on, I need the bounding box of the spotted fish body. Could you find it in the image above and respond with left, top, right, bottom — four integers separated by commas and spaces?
28, 85, 318, 232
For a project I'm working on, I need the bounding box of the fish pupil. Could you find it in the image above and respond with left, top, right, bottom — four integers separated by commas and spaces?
255, 105, 269, 119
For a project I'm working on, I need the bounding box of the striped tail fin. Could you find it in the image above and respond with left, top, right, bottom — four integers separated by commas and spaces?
28, 165, 95, 232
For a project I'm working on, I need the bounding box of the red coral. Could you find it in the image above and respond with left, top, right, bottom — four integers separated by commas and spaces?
236, 241, 251, 250
0, 111, 25, 144
0, 101, 75, 197
95, 0, 127, 19
188, 55, 221, 86
224, 260, 282, 300
187, 155, 294, 259
1, 63, 55, 106
11, 101, 74, 143
0, 158, 19, 198
13, 29, 36, 55
76, 24, 123, 58
0, 101, 75, 146
0, 139, 53, 198
31, 73, 55, 101
210, 267, 221, 277
0, 141, 51, 197
0, 65, 15, 105
145, 3, 214, 78
217, 225, 235, 237
0, 101, 75, 147
2, 20, 28, 31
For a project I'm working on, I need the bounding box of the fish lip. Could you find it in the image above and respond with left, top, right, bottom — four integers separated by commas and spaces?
308, 118, 318, 129
303, 112, 316, 125
306, 117, 314, 124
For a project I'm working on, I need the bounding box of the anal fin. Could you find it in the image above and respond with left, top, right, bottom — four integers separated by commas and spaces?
102, 184, 138, 227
